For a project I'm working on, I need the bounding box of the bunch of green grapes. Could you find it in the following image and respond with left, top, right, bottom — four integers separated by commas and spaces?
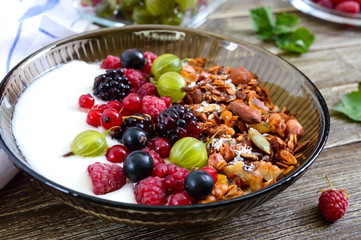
82, 0, 200, 26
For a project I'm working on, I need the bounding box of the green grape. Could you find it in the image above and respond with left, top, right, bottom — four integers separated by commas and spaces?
145, 0, 175, 16
169, 137, 208, 170
151, 53, 183, 80
160, 11, 184, 26
132, 5, 158, 24
157, 72, 186, 103
120, 0, 141, 11
175, 0, 198, 10
70, 130, 108, 157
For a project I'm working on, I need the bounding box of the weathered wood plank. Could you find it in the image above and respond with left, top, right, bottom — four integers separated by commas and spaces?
1, 142, 360, 239
203, 2, 361, 53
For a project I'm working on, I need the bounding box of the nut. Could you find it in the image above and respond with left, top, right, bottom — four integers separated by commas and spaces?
230, 66, 253, 85
229, 101, 261, 123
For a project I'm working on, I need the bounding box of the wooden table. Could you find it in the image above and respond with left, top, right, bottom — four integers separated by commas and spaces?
1, 0, 360, 239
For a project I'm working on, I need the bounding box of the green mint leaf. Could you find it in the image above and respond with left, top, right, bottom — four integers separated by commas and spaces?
249, 7, 275, 40
275, 27, 315, 53
276, 12, 299, 27
334, 82, 361, 121
273, 25, 292, 35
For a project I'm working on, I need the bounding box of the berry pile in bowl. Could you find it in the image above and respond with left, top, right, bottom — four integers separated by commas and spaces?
290, 0, 361, 26
0, 25, 329, 227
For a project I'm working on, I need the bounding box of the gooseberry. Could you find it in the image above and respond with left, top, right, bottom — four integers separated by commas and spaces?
169, 137, 208, 170
157, 72, 186, 103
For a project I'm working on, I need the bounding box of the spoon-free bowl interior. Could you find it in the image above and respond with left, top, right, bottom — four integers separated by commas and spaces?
0, 25, 329, 227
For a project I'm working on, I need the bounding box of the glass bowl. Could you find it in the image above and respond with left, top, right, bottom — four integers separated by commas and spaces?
290, 0, 361, 26
0, 25, 329, 227
73, 0, 227, 28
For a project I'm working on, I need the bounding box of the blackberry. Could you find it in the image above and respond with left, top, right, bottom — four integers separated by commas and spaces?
112, 113, 154, 140
93, 68, 130, 101
155, 105, 200, 144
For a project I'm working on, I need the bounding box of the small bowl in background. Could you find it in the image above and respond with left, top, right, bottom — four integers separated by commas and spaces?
73, 0, 227, 28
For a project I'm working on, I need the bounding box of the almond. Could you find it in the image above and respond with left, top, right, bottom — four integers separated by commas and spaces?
229, 101, 261, 123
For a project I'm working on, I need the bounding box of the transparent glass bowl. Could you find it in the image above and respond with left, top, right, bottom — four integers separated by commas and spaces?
290, 0, 361, 26
0, 25, 329, 227
73, 0, 227, 28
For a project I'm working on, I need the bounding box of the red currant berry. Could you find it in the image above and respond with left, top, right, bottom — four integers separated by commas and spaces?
201, 166, 218, 183
78, 94, 95, 109
168, 192, 193, 206
86, 109, 102, 127
106, 145, 130, 163
122, 93, 142, 116
95, 104, 107, 112
106, 100, 122, 111
152, 138, 172, 158
100, 109, 123, 130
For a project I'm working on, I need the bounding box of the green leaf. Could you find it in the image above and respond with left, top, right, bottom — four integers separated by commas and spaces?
249, 7, 275, 40
276, 12, 299, 27
275, 27, 315, 53
273, 24, 292, 35
334, 82, 361, 121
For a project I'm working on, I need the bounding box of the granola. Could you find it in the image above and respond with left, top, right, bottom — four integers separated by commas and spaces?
181, 58, 309, 201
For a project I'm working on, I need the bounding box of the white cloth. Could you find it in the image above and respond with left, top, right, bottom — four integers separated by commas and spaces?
0, 0, 98, 189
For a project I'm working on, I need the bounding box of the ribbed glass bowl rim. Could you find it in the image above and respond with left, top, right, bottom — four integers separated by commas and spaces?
0, 25, 330, 212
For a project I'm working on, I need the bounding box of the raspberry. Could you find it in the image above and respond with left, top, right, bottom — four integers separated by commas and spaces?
160, 96, 172, 108
331, 0, 347, 4
153, 163, 168, 178
318, 176, 348, 222
136, 82, 158, 98
87, 162, 126, 195
100, 55, 122, 70
316, 0, 334, 8
141, 96, 167, 121
134, 176, 168, 205
335, 1, 360, 13
163, 163, 189, 194
141, 148, 165, 167
123, 68, 149, 93
142, 51, 158, 75
168, 191, 193, 206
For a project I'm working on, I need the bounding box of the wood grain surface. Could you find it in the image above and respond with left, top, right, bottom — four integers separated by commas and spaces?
1, 0, 361, 239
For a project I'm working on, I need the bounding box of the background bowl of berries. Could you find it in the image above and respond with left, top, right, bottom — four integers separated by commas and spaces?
290, 0, 361, 26
0, 25, 329, 227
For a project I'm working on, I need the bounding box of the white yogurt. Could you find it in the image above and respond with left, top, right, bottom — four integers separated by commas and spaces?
12, 61, 136, 203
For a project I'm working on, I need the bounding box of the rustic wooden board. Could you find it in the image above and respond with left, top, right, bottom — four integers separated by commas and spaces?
1, 0, 361, 239
1, 142, 360, 239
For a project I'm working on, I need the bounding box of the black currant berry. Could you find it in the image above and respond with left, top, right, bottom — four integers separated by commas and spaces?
121, 127, 148, 151
123, 150, 153, 182
184, 170, 214, 200
120, 49, 145, 70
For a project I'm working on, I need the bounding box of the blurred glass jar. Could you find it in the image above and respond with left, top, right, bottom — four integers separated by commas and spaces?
73, 0, 227, 28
